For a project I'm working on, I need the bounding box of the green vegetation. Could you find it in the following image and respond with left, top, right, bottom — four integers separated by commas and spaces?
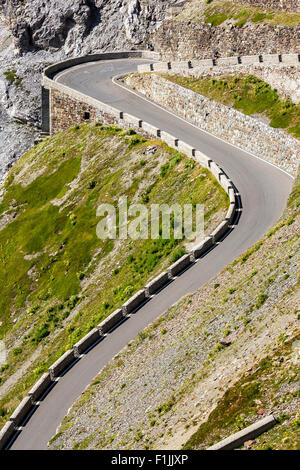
176, 0, 300, 27
4, 68, 22, 86
206, 11, 228, 26
161, 74, 300, 138
156, 399, 175, 415
0, 122, 228, 427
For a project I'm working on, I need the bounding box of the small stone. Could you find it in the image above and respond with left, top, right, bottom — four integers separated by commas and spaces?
220, 338, 232, 347
244, 440, 255, 448
143, 145, 157, 156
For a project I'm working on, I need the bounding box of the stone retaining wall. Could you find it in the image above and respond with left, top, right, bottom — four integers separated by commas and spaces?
152, 22, 300, 61
124, 73, 299, 175
137, 54, 300, 103
51, 89, 98, 134
49, 87, 154, 138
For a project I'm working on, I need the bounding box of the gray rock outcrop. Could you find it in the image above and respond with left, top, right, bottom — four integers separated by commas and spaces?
0, 0, 180, 55
0, 0, 180, 181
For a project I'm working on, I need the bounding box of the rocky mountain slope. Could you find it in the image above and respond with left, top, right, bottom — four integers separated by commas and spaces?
0, 0, 181, 55
0, 0, 180, 182
0, 18, 40, 182
153, 0, 300, 60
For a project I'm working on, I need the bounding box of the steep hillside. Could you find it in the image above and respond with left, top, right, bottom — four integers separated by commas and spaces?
184, 330, 300, 450
49, 169, 299, 451
0, 122, 228, 429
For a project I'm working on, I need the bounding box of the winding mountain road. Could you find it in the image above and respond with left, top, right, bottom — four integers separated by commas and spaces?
9, 57, 293, 450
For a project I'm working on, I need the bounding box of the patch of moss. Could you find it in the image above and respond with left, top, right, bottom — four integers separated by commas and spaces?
205, 12, 228, 26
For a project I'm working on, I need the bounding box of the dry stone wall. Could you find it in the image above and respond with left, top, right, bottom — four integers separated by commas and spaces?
125, 73, 299, 175
50, 88, 154, 138
51, 89, 98, 134
152, 22, 300, 61
138, 54, 300, 103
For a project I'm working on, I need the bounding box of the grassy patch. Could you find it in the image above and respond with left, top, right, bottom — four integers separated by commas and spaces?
4, 68, 22, 86
205, 12, 228, 26
177, 0, 300, 27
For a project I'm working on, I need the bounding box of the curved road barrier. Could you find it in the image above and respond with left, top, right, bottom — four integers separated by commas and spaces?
97, 309, 124, 335
9, 397, 33, 427
73, 328, 101, 357
207, 415, 277, 450
1, 51, 294, 450
28, 373, 52, 403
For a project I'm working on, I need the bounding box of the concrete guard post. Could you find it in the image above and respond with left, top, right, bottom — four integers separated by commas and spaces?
210, 220, 230, 243
48, 349, 76, 380
9, 396, 33, 426
28, 373, 52, 402
73, 328, 101, 356
167, 254, 192, 278
0, 421, 15, 450
97, 308, 123, 335
207, 414, 277, 450
145, 272, 170, 296
122, 290, 147, 315
191, 236, 213, 259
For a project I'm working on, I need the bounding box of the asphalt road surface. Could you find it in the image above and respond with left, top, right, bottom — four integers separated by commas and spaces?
10, 58, 293, 450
